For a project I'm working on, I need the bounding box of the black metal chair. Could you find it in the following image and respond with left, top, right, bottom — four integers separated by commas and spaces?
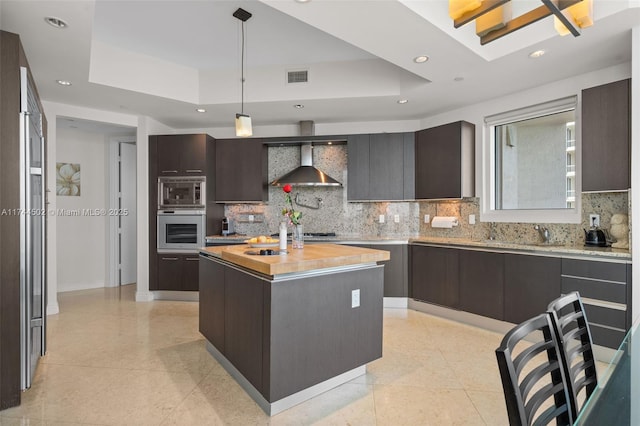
496, 313, 574, 426
547, 291, 598, 419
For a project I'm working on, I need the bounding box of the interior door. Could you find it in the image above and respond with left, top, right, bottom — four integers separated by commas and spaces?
119, 142, 137, 285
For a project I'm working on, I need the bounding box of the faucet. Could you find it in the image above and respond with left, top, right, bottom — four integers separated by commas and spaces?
534, 224, 550, 243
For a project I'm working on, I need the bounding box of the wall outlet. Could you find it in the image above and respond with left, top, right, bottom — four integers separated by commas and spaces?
248, 214, 255, 222
378, 214, 385, 224
589, 213, 600, 227
469, 214, 476, 225
394, 214, 400, 223
424, 214, 430, 224
351, 289, 360, 308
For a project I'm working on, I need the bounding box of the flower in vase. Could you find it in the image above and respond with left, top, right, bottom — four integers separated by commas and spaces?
281, 184, 302, 225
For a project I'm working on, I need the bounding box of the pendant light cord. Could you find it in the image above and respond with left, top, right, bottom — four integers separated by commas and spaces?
241, 21, 245, 115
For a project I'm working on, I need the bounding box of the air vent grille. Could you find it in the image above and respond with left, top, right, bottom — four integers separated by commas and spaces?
287, 70, 308, 84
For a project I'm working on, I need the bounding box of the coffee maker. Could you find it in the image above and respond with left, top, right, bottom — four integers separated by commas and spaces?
221, 217, 235, 236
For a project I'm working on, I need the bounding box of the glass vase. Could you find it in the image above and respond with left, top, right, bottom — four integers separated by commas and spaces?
292, 224, 304, 249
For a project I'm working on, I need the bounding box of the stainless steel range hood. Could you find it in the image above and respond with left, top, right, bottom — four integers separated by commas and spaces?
271, 121, 342, 187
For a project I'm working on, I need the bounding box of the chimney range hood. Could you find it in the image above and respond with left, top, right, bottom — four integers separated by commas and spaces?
271, 121, 342, 187
271, 143, 342, 187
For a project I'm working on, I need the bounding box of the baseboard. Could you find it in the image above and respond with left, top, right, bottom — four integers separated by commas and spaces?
152, 291, 199, 302
384, 297, 408, 308
57, 281, 105, 293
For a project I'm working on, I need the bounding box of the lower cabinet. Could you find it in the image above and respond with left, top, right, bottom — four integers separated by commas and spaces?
157, 253, 200, 291
458, 250, 504, 320
340, 243, 408, 298
503, 254, 561, 324
199, 257, 225, 351
410, 245, 459, 308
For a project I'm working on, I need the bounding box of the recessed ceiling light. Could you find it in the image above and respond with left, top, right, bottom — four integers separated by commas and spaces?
397, 99, 409, 104
414, 56, 429, 63
45, 16, 68, 29
196, 108, 206, 113
56, 80, 72, 86
529, 49, 546, 58
454, 76, 464, 82
294, 104, 304, 109
295, 0, 311, 3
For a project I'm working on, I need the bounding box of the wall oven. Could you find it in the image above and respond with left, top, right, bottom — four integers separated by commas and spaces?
157, 210, 205, 252
158, 176, 205, 210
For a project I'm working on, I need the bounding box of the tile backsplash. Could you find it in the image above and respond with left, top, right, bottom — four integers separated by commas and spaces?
223, 143, 630, 250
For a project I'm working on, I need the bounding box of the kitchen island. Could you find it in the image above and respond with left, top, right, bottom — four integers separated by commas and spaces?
199, 243, 390, 415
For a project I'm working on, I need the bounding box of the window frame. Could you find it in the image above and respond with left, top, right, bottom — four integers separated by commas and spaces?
480, 95, 582, 224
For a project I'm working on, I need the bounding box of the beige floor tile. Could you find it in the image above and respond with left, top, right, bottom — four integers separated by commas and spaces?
2, 285, 511, 425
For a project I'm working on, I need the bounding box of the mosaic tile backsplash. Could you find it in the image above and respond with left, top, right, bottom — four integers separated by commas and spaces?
223, 144, 630, 250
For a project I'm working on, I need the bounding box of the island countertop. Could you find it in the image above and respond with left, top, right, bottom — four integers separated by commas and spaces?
200, 243, 390, 276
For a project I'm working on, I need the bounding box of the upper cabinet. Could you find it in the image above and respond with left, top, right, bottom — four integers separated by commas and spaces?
215, 138, 268, 203
155, 134, 207, 176
347, 132, 415, 201
582, 79, 630, 192
415, 121, 475, 200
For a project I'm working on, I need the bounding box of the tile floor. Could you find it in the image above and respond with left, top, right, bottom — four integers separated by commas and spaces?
1, 284, 512, 425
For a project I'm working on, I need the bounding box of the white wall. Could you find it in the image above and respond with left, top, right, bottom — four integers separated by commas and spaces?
55, 127, 109, 292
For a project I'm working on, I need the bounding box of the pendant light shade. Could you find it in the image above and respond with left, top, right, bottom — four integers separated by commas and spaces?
554, 0, 593, 36
234, 8, 252, 137
235, 113, 253, 137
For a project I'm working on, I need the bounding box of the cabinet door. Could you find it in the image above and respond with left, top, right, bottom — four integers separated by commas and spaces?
410, 245, 459, 308
371, 244, 407, 297
369, 133, 405, 200
157, 254, 182, 290
182, 255, 200, 291
199, 257, 226, 353
224, 266, 264, 393
156, 134, 206, 175
215, 138, 267, 202
582, 79, 630, 191
504, 254, 561, 324
415, 121, 474, 199
347, 134, 370, 200
458, 250, 504, 320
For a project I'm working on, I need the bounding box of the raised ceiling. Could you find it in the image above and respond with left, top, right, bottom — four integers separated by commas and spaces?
1, 0, 637, 130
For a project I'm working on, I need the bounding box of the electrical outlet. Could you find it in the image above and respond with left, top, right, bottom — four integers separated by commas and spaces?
589, 214, 600, 227
379, 214, 385, 224
469, 214, 476, 225
351, 289, 360, 308
394, 214, 400, 223
248, 215, 255, 222
424, 214, 430, 224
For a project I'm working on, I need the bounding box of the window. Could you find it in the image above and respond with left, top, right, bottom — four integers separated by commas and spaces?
481, 96, 581, 223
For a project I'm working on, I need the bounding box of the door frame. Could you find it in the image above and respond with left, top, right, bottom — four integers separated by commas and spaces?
108, 136, 137, 287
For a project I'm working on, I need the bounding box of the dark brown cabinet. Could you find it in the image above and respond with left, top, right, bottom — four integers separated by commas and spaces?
582, 79, 630, 192
199, 257, 225, 352
503, 254, 561, 324
154, 134, 207, 176
347, 132, 414, 201
343, 243, 407, 297
415, 121, 474, 199
410, 245, 459, 308
215, 138, 268, 203
458, 250, 504, 320
561, 258, 631, 348
157, 254, 200, 291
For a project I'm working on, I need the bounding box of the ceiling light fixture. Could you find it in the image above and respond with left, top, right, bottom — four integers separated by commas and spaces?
414, 55, 429, 63
450, 0, 593, 45
56, 80, 72, 86
196, 108, 206, 113
45, 16, 68, 29
529, 49, 546, 58
397, 99, 409, 104
233, 8, 253, 137
294, 104, 304, 109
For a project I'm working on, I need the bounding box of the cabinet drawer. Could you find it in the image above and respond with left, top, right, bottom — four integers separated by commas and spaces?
582, 302, 626, 330
589, 323, 626, 349
561, 277, 626, 304
561, 258, 627, 282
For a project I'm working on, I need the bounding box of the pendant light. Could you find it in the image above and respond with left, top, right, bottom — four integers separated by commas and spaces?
234, 8, 252, 137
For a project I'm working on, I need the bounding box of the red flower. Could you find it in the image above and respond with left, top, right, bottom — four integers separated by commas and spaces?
283, 184, 292, 193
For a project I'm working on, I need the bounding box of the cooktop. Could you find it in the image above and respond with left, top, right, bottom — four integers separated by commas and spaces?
271, 232, 336, 238
245, 249, 283, 256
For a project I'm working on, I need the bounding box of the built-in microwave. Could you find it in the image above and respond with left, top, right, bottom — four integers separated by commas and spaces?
157, 210, 205, 251
158, 176, 205, 210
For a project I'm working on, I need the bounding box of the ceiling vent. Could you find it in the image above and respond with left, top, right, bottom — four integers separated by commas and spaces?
287, 70, 309, 84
